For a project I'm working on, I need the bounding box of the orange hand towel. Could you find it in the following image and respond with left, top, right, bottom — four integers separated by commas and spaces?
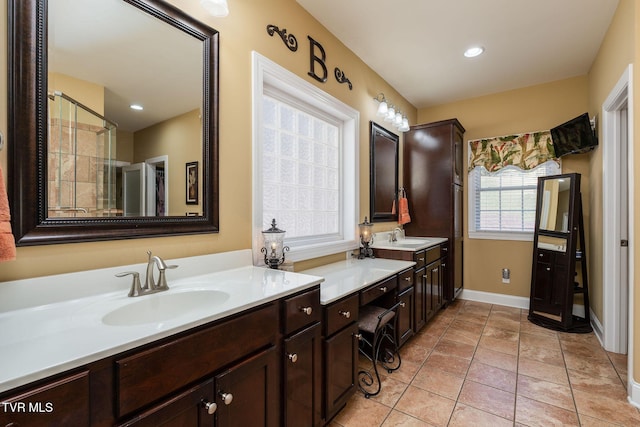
0, 165, 16, 262
398, 189, 411, 225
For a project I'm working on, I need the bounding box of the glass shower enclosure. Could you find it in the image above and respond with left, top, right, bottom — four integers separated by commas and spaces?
47, 91, 118, 217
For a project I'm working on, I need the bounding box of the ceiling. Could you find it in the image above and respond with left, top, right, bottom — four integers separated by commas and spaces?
296, 0, 619, 110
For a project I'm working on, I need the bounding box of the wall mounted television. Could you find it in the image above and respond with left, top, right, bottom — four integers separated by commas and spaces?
550, 112, 598, 158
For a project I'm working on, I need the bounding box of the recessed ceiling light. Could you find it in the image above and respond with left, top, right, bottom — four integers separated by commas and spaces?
130, 104, 143, 111
464, 46, 485, 58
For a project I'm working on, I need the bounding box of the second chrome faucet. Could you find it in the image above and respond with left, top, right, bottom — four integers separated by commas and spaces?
116, 251, 178, 297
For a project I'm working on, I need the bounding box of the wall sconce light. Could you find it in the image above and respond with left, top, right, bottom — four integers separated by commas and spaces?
261, 219, 290, 269
358, 217, 375, 259
200, 0, 229, 17
373, 92, 410, 132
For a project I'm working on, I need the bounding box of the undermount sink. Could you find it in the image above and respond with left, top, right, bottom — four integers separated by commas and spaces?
102, 289, 230, 326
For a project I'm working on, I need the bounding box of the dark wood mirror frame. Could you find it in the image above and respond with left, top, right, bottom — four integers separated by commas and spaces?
369, 121, 399, 222
7, 0, 219, 246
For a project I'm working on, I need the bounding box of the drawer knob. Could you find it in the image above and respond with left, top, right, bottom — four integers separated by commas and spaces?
403, 277, 411, 281
539, 253, 544, 257
288, 353, 298, 363
442, 247, 448, 251
400, 301, 406, 308
300, 306, 313, 315
379, 286, 387, 293
354, 333, 362, 340
339, 310, 351, 319
220, 392, 234, 405
546, 267, 551, 271
418, 257, 425, 262
202, 400, 217, 415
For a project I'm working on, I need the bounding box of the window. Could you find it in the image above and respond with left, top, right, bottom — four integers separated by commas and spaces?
468, 161, 561, 241
252, 52, 359, 264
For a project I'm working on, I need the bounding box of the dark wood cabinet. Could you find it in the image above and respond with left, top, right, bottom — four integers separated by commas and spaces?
283, 323, 322, 427
424, 259, 442, 322
414, 266, 426, 331
396, 287, 414, 346
403, 119, 465, 303
0, 371, 90, 427
214, 347, 280, 427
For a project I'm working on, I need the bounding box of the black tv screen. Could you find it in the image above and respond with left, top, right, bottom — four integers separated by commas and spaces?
551, 113, 598, 158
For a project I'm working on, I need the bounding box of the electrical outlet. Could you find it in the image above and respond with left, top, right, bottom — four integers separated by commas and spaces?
502, 268, 510, 284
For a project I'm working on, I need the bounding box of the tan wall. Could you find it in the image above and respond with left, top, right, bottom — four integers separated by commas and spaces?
0, 0, 415, 281
48, 72, 105, 116
134, 109, 202, 216
417, 76, 590, 299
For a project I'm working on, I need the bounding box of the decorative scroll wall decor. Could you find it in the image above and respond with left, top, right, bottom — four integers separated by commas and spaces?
266, 24, 353, 90
266, 25, 298, 51
468, 131, 557, 172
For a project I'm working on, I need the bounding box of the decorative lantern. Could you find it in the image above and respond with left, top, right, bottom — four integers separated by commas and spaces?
261, 219, 290, 269
358, 216, 374, 259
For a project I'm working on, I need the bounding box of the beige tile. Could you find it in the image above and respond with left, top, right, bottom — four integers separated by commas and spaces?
332, 393, 391, 427
458, 380, 515, 420
433, 338, 476, 360
561, 339, 610, 362
515, 395, 579, 426
568, 368, 627, 399
454, 311, 488, 325
421, 320, 449, 337
473, 347, 518, 373
485, 316, 521, 332
519, 341, 565, 366
573, 388, 640, 426
368, 373, 409, 408
410, 331, 440, 349
381, 410, 434, 427
400, 339, 433, 365
519, 319, 559, 338
563, 352, 620, 379
389, 358, 422, 384
578, 413, 625, 426
518, 357, 569, 386
478, 327, 519, 356
516, 374, 575, 411
466, 360, 516, 393
448, 403, 513, 427
412, 366, 464, 400
395, 385, 456, 427
448, 318, 485, 335
423, 351, 471, 378
519, 331, 561, 351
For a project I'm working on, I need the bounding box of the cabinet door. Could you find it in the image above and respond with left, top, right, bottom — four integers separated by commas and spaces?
397, 287, 414, 347
284, 323, 322, 427
214, 346, 279, 427
414, 267, 426, 332
117, 380, 215, 427
425, 261, 441, 321
323, 323, 359, 422
0, 371, 90, 427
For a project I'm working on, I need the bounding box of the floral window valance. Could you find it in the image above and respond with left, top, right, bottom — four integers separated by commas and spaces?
468, 131, 557, 173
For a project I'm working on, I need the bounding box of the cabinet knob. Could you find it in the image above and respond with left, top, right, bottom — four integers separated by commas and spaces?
399, 301, 406, 308
288, 353, 298, 363
433, 268, 439, 273
418, 257, 425, 262
339, 310, 351, 319
202, 399, 217, 415
539, 253, 544, 257
354, 333, 362, 340
546, 267, 551, 271
379, 286, 387, 293
442, 247, 448, 252
403, 277, 411, 282
300, 306, 313, 315
442, 263, 446, 268
220, 392, 234, 405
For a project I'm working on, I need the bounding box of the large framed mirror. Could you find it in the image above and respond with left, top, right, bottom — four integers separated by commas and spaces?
369, 121, 399, 222
7, 0, 219, 245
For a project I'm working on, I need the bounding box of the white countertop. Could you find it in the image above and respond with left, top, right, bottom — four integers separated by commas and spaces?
0, 250, 323, 393
370, 234, 448, 252
302, 257, 416, 305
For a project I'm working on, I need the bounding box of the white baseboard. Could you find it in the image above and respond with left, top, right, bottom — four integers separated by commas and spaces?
629, 379, 640, 408
459, 289, 529, 309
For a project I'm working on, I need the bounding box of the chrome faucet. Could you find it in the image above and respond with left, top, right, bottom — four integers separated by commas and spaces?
391, 227, 403, 242
116, 251, 178, 297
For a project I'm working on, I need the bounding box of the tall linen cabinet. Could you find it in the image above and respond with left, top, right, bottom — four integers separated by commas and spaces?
403, 119, 465, 303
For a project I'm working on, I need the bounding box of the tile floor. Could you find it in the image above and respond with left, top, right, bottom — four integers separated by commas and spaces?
329, 299, 639, 426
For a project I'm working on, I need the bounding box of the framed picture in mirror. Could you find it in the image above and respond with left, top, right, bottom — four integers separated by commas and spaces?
186, 162, 199, 205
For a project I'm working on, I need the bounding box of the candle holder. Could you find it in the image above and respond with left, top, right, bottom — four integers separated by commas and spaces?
261, 219, 290, 269
358, 216, 374, 259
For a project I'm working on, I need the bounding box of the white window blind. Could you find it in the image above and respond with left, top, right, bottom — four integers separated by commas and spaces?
469, 162, 561, 238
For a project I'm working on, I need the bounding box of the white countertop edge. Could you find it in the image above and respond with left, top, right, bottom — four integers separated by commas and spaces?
370, 236, 448, 252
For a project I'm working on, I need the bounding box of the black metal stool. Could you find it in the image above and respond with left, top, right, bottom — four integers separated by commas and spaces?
357, 301, 402, 398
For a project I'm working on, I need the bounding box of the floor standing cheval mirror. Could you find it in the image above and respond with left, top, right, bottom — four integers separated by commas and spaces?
528, 173, 592, 333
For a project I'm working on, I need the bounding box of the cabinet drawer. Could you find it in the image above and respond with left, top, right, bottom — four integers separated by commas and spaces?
116, 303, 278, 417
398, 268, 414, 291
283, 287, 321, 335
413, 250, 426, 269
360, 275, 397, 306
0, 371, 90, 427
324, 294, 359, 337
425, 246, 441, 264
536, 250, 552, 263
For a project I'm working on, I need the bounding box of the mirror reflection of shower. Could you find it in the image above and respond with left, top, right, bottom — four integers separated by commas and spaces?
48, 91, 119, 217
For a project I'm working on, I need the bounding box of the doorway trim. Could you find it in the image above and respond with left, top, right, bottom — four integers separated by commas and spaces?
602, 64, 636, 403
